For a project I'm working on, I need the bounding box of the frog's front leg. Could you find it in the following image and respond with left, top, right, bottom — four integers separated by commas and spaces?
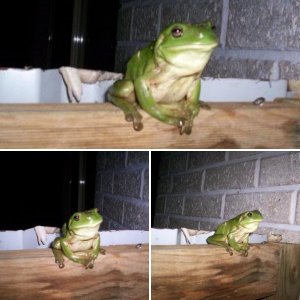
135, 77, 191, 133
52, 237, 66, 268
206, 234, 234, 255
228, 234, 249, 256
108, 80, 143, 131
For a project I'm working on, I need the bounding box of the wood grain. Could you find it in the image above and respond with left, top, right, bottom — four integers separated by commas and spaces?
0, 245, 149, 299
0, 102, 298, 148
151, 244, 280, 300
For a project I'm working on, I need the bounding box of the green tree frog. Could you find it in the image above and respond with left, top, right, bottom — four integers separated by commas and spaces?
108, 21, 218, 134
206, 210, 263, 256
52, 208, 105, 269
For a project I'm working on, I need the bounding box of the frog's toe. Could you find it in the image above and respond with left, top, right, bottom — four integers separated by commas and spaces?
58, 261, 65, 268
125, 113, 133, 122
133, 121, 143, 131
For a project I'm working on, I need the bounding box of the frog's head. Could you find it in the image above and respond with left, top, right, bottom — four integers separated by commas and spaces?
238, 210, 263, 232
154, 21, 218, 73
68, 208, 103, 237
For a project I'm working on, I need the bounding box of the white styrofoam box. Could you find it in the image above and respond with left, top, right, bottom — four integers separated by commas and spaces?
151, 228, 267, 245
0, 68, 287, 103
0, 68, 113, 103
0, 228, 149, 250
200, 78, 287, 101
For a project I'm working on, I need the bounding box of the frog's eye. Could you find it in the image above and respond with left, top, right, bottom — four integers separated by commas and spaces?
74, 214, 80, 221
247, 212, 253, 217
172, 27, 183, 38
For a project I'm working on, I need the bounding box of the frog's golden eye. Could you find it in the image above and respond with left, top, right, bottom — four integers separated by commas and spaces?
74, 214, 80, 221
172, 27, 183, 38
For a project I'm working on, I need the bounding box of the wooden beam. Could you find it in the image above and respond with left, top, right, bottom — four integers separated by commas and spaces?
0, 245, 149, 299
0, 102, 298, 148
151, 244, 280, 299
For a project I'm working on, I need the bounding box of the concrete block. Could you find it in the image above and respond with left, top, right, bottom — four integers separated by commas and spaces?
123, 202, 149, 230
224, 192, 291, 224
103, 196, 124, 224
143, 169, 149, 202
132, 4, 160, 41
168, 152, 188, 173
161, 0, 190, 28
127, 151, 149, 166
203, 56, 275, 80
279, 61, 300, 80
173, 171, 203, 193
169, 217, 199, 229
204, 161, 256, 191
165, 196, 184, 215
155, 196, 165, 214
101, 172, 113, 194
154, 215, 169, 228
228, 152, 263, 160
117, 6, 133, 41
296, 193, 300, 225
157, 176, 173, 194
184, 196, 222, 218
227, 0, 300, 50
114, 170, 142, 198
259, 152, 300, 186
188, 152, 225, 170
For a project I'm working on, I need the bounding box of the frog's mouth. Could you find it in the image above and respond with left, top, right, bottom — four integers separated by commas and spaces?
72, 222, 101, 236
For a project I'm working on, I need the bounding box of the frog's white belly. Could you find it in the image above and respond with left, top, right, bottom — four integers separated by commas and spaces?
150, 76, 196, 103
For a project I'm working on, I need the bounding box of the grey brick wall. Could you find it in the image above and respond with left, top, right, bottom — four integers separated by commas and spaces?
95, 151, 149, 230
116, 0, 300, 80
153, 151, 300, 243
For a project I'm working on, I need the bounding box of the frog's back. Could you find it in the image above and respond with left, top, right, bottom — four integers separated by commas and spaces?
125, 42, 156, 80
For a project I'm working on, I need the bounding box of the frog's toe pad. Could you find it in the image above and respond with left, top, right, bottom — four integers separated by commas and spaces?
133, 121, 143, 131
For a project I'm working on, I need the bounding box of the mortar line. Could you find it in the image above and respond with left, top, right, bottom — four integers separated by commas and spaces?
254, 158, 261, 188
289, 190, 298, 224
220, 0, 229, 48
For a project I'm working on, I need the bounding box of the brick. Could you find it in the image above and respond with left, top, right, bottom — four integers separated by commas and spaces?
169, 217, 199, 229
161, 0, 222, 35
204, 161, 256, 191
103, 196, 124, 223
114, 170, 141, 198
101, 172, 113, 193
114, 44, 143, 73
259, 152, 300, 186
123, 202, 149, 230
259, 226, 300, 244
296, 193, 300, 225
161, 0, 190, 28
127, 151, 149, 166
184, 196, 222, 218
157, 176, 173, 194
142, 169, 149, 202
109, 220, 126, 230
132, 4, 159, 41
154, 215, 169, 228
155, 196, 165, 214
173, 171, 203, 193
168, 152, 188, 173
200, 220, 222, 231
117, 6, 132, 41
227, 0, 300, 50
97, 152, 126, 171
203, 56, 275, 80
224, 192, 292, 224
165, 196, 184, 215
279, 61, 300, 80
228, 152, 263, 160
188, 152, 225, 169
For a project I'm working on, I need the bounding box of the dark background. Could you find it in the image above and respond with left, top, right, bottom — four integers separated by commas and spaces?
0, 0, 119, 70
0, 152, 97, 230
